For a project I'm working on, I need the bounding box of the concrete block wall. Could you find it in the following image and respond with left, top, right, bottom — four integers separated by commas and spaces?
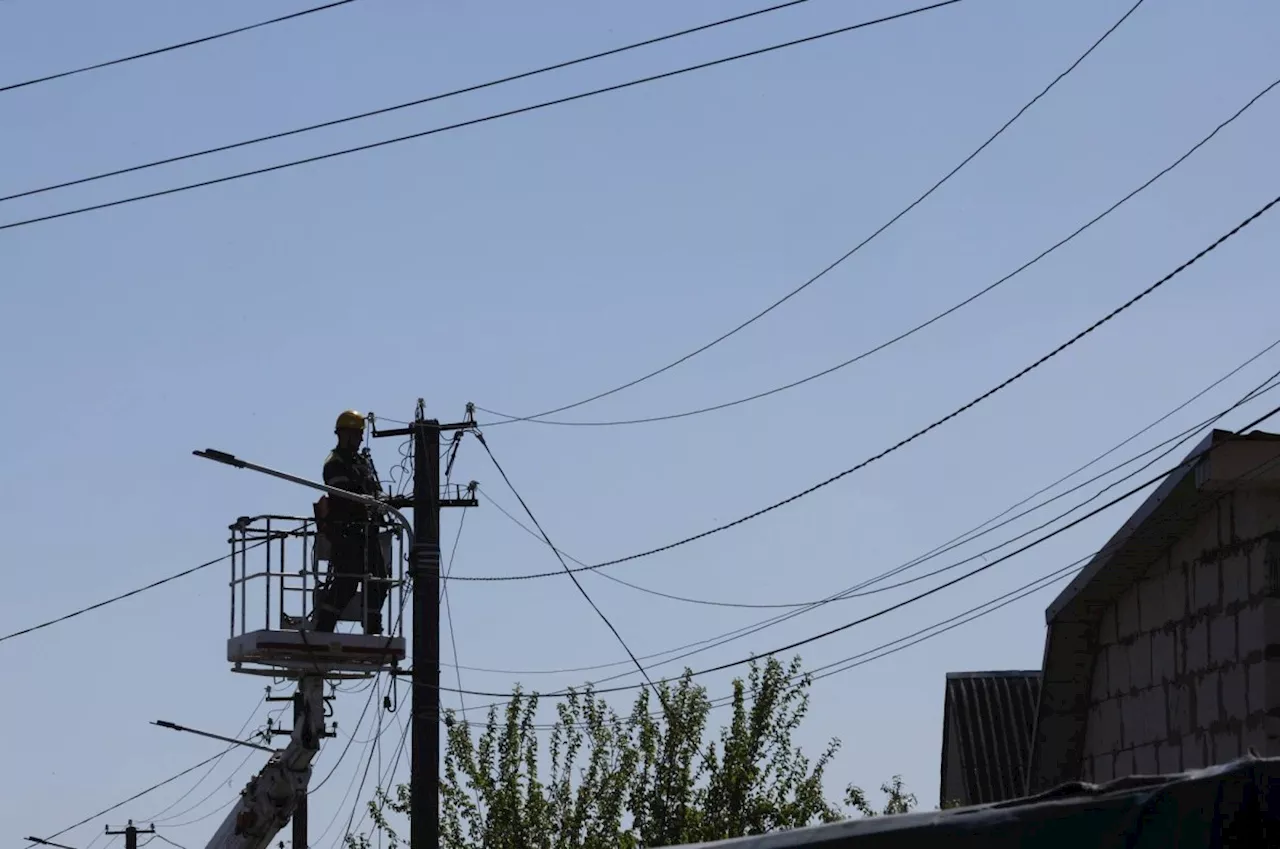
1078, 491, 1280, 782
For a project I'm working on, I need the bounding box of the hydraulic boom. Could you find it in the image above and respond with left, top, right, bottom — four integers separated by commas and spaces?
205, 676, 325, 849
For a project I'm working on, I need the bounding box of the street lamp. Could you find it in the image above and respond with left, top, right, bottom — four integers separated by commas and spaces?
192, 449, 414, 547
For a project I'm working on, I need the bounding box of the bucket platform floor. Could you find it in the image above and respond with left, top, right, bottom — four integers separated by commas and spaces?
229, 629, 406, 674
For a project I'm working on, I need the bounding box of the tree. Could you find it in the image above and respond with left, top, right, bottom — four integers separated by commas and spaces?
346, 656, 919, 849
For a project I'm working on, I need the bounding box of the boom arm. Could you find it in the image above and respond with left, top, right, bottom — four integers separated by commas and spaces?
205, 676, 325, 849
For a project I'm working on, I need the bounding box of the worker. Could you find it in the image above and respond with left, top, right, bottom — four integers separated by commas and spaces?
311, 409, 389, 635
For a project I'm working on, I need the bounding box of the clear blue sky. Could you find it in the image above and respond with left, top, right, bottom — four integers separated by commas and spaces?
3, 0, 1279, 844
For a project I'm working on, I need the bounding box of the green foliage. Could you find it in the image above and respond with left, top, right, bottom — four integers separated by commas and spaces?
346, 656, 917, 849
843, 775, 917, 818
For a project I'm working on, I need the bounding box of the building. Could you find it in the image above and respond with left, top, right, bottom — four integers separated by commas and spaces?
939, 428, 1280, 800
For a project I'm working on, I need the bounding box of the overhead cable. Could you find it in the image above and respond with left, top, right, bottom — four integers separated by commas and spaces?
798, 557, 1081, 685
700, 556, 1085, 711
140, 693, 268, 821
151, 745, 258, 825
483, 366, 1275, 666
474, 0, 1148, 427
310, 672, 382, 795
442, 508, 472, 716
442, 398, 1280, 700
479, 344, 1280, 616
474, 430, 669, 703
445, 354, 1280, 679
0, 0, 818, 204
485, 72, 1280, 428
469, 368, 1275, 679
0, 0, 359, 94
496, 554, 1084, 731
347, 713, 411, 842
159, 795, 240, 829
24, 748, 241, 849
329, 679, 388, 849
453, 192, 1280, 582
313, 680, 394, 847
578, 372, 1280, 689
0, 0, 966, 233
0, 543, 265, 644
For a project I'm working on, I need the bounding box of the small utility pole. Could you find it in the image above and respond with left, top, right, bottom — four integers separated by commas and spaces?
293, 686, 309, 849
267, 687, 318, 849
372, 401, 476, 849
105, 822, 154, 849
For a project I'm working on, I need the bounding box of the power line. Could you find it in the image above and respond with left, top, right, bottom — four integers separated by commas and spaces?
444, 398, 1280, 700
453, 192, 1280, 582
339, 719, 391, 747
24, 749, 237, 849
457, 551, 1091, 730
310, 670, 382, 795
441, 508, 471, 716
703, 556, 1085, 713
140, 693, 268, 821
0, 0, 965, 233
455, 335, 1280, 695
147, 708, 285, 826
344, 711, 411, 845
160, 796, 240, 829
474, 0, 1148, 427
349, 708, 410, 840
450, 554, 1083, 732
447, 354, 1280, 678
151, 745, 258, 826
484, 73, 1280, 428
802, 558, 1082, 682
0, 0, 818, 204
314, 678, 392, 848
337, 679, 388, 849
0, 544, 263, 644
0, 0, 359, 95
472, 372, 1278, 682
481, 343, 1280, 614
473, 430, 668, 703
532, 361, 1278, 692
578, 374, 1280, 690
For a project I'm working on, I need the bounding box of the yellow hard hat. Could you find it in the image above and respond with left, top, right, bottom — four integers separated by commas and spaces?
335, 409, 366, 432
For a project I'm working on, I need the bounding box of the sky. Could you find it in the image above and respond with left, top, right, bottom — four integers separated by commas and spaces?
2, 0, 1280, 845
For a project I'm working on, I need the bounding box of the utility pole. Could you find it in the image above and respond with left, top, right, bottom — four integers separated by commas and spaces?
266, 685, 331, 849
292, 686, 309, 849
372, 401, 476, 849
105, 822, 154, 849
412, 408, 441, 849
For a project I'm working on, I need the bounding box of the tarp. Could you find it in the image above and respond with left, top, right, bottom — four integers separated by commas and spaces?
679, 755, 1279, 849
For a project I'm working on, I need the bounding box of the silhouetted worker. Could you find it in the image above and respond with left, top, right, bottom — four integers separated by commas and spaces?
312, 409, 388, 635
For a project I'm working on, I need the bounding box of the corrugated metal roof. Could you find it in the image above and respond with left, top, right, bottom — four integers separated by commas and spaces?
940, 671, 1041, 806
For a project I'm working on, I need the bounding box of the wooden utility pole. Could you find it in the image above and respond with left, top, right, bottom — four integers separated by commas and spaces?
267, 687, 316, 849
372, 401, 476, 849
292, 687, 309, 849
105, 822, 154, 849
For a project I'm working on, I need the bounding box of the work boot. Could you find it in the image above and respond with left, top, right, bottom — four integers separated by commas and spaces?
312, 605, 340, 633
364, 613, 384, 636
